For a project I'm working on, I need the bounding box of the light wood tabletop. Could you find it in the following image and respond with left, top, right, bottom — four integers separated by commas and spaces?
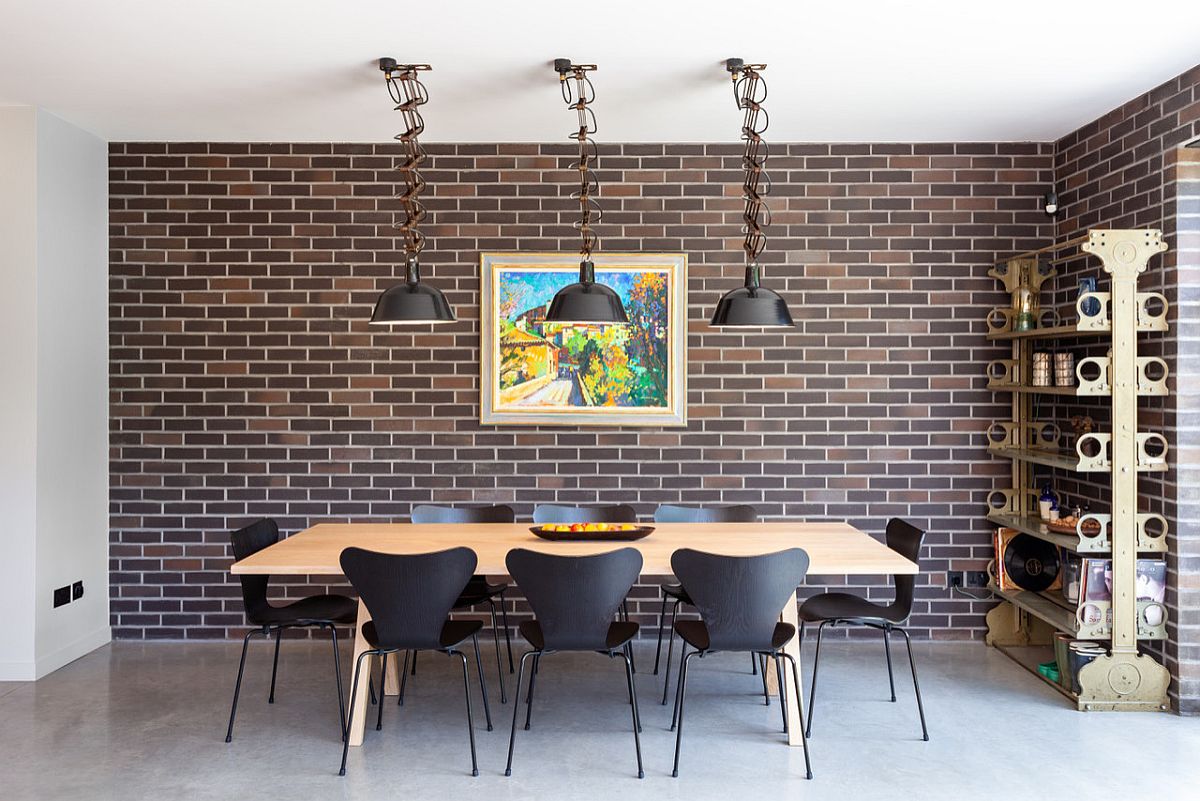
230, 520, 917, 749
230, 520, 917, 577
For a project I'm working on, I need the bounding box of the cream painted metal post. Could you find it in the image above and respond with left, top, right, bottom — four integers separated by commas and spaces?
1075, 230, 1170, 710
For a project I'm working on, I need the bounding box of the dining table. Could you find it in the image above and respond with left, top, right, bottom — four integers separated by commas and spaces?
230, 520, 919, 747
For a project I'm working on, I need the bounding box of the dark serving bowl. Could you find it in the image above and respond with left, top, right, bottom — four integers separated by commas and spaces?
529, 525, 655, 542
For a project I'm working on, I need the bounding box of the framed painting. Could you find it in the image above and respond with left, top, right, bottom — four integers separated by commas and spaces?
480, 252, 687, 427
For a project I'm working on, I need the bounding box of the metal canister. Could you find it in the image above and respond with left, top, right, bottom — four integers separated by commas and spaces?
1031, 351, 1052, 387
1068, 641, 1106, 695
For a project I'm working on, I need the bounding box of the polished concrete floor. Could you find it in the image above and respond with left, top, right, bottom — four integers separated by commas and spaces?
1, 639, 1196, 800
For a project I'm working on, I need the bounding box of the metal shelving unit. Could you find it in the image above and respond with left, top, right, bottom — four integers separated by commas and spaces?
982, 229, 1171, 712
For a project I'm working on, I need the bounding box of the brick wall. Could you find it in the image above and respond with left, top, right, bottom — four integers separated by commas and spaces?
1051, 64, 1200, 711
108, 141, 1053, 649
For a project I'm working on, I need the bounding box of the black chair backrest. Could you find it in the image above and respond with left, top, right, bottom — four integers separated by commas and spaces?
670, 548, 810, 652
532, 504, 638, 524
653, 504, 759, 523
885, 518, 925, 618
506, 548, 643, 651
411, 504, 516, 524
230, 518, 279, 622
339, 547, 477, 650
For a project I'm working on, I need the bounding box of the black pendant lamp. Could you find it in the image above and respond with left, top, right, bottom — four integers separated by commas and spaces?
369, 58, 455, 326
710, 59, 794, 329
544, 59, 628, 325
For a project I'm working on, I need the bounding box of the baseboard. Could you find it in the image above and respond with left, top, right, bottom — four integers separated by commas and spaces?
33, 626, 112, 679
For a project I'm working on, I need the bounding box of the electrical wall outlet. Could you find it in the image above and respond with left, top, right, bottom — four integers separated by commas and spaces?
947, 571, 964, 588
53, 586, 71, 608
72, 581, 84, 600
965, 571, 989, 588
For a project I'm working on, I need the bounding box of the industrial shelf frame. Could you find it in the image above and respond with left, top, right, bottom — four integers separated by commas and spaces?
982, 229, 1171, 712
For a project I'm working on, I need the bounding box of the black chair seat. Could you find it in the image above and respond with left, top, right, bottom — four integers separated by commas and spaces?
667, 548, 813, 779
661, 581, 692, 604
505, 548, 645, 779
454, 578, 507, 608
801, 519, 929, 743
673, 619, 796, 653
225, 518, 352, 746
338, 546, 490, 777
798, 592, 906, 624
362, 618, 484, 650
518, 619, 638, 652
251, 593, 358, 626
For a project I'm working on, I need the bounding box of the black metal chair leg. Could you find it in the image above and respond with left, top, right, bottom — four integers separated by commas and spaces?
896, 627, 929, 741
524, 653, 540, 730
327, 624, 347, 741
224, 628, 262, 743
376, 652, 388, 731
369, 677, 377, 705
622, 601, 637, 674
338, 650, 372, 777
751, 651, 758, 675
758, 652, 768, 705
267, 626, 282, 703
620, 652, 645, 778
505, 651, 537, 777
398, 651, 410, 705
451, 650, 480, 776
883, 625, 897, 702
670, 642, 689, 730
471, 633, 493, 731
627, 650, 643, 733
499, 588, 514, 673
652, 593, 669, 675
671, 650, 697, 777
782, 652, 814, 779
806, 620, 827, 737
774, 654, 789, 733
660, 599, 680, 705
410, 650, 418, 675
488, 600, 508, 703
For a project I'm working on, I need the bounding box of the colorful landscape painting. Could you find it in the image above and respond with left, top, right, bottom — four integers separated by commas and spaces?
480, 253, 687, 427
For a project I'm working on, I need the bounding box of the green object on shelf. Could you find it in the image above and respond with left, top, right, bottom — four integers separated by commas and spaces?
1037, 660, 1060, 683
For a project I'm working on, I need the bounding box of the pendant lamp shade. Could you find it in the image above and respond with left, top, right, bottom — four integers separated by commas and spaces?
545, 60, 628, 325
545, 261, 628, 324
709, 59, 795, 329
370, 60, 455, 325
369, 259, 456, 325
709, 264, 794, 328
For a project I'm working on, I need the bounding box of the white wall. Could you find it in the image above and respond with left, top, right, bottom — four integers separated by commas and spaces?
33, 109, 110, 675
0, 108, 109, 680
0, 108, 40, 679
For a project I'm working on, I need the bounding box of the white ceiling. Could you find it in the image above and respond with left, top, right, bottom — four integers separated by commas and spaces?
1, 0, 1197, 143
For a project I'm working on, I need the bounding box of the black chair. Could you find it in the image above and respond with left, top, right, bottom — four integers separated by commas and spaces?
504, 548, 645, 779
407, 504, 516, 704
799, 518, 928, 741
337, 547, 492, 777
668, 547, 813, 779
531, 504, 640, 672
224, 518, 356, 744
650, 504, 761, 705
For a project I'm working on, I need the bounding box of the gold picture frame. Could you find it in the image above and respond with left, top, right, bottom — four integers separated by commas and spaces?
480, 252, 687, 427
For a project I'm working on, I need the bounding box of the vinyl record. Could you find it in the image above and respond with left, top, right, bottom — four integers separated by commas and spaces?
1003, 534, 1061, 592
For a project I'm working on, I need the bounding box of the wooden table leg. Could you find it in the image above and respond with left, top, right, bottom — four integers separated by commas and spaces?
348, 600, 372, 747
384, 653, 401, 695
780, 590, 804, 745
